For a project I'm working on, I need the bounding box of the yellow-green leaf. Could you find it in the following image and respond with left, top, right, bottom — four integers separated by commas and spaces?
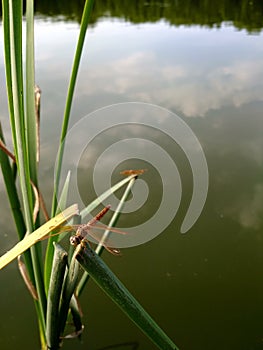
0, 204, 78, 270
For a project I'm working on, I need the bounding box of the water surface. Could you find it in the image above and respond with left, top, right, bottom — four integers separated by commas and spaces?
0, 1, 263, 349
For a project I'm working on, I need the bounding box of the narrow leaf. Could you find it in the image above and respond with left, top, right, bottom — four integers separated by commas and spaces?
52, 0, 95, 216
25, 0, 38, 184
0, 204, 79, 270
75, 242, 179, 350
44, 171, 72, 291
58, 251, 80, 338
79, 175, 137, 221
46, 243, 68, 350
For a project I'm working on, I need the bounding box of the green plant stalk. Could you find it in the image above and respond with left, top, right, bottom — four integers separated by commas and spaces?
2, 0, 16, 147
0, 123, 34, 278
26, 0, 47, 335
35, 300, 47, 350
8, 0, 34, 226
1, 0, 46, 327
46, 244, 68, 350
0, 138, 46, 339
69, 295, 83, 335
4, 0, 47, 335
51, 0, 95, 216
75, 241, 179, 350
44, 172, 72, 293
25, 0, 38, 184
30, 246, 47, 334
58, 251, 79, 337
0, 126, 23, 237
76, 176, 137, 296
38, 316, 47, 350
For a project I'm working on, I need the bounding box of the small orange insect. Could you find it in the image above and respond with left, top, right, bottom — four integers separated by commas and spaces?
120, 169, 147, 176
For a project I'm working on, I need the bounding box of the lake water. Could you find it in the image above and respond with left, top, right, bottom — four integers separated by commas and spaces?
0, 1, 263, 349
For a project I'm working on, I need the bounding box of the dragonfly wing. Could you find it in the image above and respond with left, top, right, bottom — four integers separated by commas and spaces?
87, 223, 127, 235
85, 229, 122, 255
79, 224, 127, 253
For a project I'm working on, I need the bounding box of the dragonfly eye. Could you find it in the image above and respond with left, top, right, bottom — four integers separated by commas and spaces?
70, 235, 81, 247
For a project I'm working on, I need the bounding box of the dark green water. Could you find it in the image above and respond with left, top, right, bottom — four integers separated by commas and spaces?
0, 1, 263, 349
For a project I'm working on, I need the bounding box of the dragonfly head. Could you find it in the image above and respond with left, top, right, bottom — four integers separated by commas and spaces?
70, 234, 82, 247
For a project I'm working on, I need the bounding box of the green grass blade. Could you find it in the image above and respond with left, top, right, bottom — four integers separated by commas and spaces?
25, 0, 38, 184
5, 0, 47, 327
0, 123, 34, 280
58, 252, 80, 338
25, 1, 48, 331
79, 175, 136, 221
46, 243, 68, 350
2, 0, 47, 336
8, 0, 33, 231
44, 171, 72, 292
75, 242, 179, 350
69, 295, 83, 336
0, 204, 78, 269
2, 0, 16, 147
0, 123, 25, 238
51, 0, 95, 216
56, 171, 71, 213
30, 245, 47, 331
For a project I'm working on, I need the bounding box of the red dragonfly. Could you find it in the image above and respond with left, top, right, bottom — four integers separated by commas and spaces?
56, 206, 125, 255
